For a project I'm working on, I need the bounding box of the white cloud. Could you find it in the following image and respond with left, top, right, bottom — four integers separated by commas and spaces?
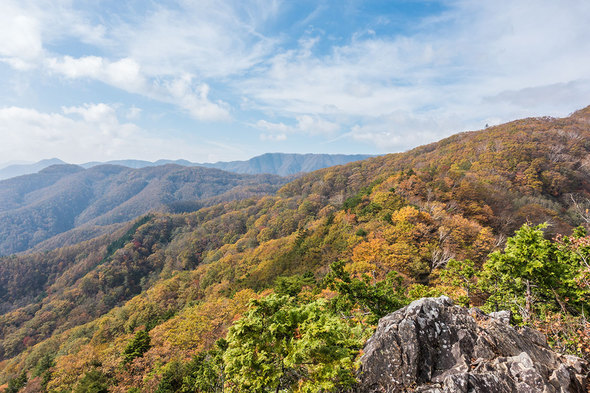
1, 1, 249, 122
2, 0, 590, 156
113, 0, 279, 78
254, 115, 340, 140
47, 57, 231, 121
0, 3, 43, 69
240, 36, 447, 117
0, 104, 136, 162
158, 75, 231, 121
256, 119, 292, 134
0, 0, 110, 69
483, 80, 590, 118
126, 106, 142, 120
62, 103, 120, 125
240, 0, 590, 150
46, 56, 146, 93
0, 104, 232, 163
260, 133, 287, 141
295, 115, 340, 134
349, 111, 466, 152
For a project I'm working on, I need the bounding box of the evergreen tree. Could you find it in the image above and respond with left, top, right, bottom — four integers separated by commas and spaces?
223, 295, 365, 392
481, 223, 580, 322
122, 330, 151, 364
325, 260, 408, 323
73, 370, 109, 393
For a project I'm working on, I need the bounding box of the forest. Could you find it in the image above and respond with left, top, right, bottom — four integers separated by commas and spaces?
1, 106, 590, 392
0, 164, 288, 256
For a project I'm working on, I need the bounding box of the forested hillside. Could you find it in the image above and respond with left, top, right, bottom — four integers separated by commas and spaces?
1, 107, 590, 392
0, 165, 286, 255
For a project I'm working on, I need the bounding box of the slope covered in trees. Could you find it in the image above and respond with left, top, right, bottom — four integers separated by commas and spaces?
0, 164, 286, 255
1, 107, 590, 392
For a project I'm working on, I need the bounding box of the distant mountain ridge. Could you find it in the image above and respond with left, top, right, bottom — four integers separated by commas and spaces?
198, 153, 374, 176
79, 159, 195, 169
0, 164, 287, 255
0, 158, 66, 180
0, 153, 374, 180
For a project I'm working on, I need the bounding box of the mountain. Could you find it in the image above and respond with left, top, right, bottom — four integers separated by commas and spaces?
84, 153, 374, 176
0, 154, 372, 254
0, 154, 374, 181
0, 106, 589, 391
199, 153, 374, 176
80, 159, 194, 169
0, 158, 66, 180
0, 164, 286, 255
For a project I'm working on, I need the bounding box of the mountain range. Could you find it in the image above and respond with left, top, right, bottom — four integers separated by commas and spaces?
0, 106, 589, 391
0, 164, 286, 256
0, 154, 372, 256
0, 153, 373, 180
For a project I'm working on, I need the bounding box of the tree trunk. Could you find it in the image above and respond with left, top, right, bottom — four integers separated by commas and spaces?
276, 362, 284, 393
551, 288, 568, 314
525, 279, 532, 323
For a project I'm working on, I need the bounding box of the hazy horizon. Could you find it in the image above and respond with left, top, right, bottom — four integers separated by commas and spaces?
0, 152, 378, 169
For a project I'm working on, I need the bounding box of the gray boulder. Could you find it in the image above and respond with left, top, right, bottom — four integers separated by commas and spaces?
357, 296, 588, 392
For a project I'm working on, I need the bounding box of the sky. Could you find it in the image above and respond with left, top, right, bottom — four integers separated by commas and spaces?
1, 0, 590, 164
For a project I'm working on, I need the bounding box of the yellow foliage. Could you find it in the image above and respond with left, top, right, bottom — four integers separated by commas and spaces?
349, 238, 386, 276
46, 343, 99, 392
159, 289, 258, 352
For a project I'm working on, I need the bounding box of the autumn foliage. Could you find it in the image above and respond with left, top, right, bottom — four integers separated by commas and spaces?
1, 107, 590, 391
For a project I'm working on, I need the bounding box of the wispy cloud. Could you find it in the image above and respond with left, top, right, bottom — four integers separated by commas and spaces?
239, 0, 590, 150
3, 0, 275, 122
113, 0, 279, 78
46, 56, 231, 121
1, 0, 590, 159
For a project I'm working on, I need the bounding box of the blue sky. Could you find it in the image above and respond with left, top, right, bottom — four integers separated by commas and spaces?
1, 0, 590, 164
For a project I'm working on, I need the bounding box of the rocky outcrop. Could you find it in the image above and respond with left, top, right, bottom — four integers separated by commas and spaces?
358, 296, 588, 392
